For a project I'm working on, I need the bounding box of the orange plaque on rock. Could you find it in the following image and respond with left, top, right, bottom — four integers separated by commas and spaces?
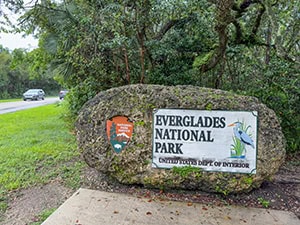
106, 116, 134, 153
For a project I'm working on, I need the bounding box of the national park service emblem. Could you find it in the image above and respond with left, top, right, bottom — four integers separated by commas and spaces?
106, 116, 134, 153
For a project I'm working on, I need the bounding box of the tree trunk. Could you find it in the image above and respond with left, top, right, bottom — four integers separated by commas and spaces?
137, 30, 146, 84
265, 23, 272, 65
201, 0, 234, 73
123, 47, 130, 84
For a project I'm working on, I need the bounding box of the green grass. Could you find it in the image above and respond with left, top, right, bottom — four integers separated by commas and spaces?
0, 104, 83, 221
0, 98, 23, 103
29, 208, 57, 225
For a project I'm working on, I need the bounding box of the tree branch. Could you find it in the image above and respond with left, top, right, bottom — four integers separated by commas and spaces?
201, 0, 234, 72
250, 2, 265, 38
154, 19, 181, 41
154, 14, 196, 41
232, 0, 265, 45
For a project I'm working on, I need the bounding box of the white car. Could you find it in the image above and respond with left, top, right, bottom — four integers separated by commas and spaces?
23, 89, 45, 101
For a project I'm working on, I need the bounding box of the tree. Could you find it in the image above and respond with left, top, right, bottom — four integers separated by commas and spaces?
0, 46, 11, 98
11, 0, 299, 151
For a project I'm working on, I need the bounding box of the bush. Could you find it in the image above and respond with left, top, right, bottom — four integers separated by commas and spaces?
66, 77, 102, 118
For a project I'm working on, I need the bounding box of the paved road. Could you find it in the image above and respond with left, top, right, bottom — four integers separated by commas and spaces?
0, 97, 60, 114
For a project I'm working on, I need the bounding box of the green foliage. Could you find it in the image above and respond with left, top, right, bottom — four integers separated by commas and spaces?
172, 165, 201, 178
193, 51, 214, 68
205, 102, 213, 110
234, 56, 299, 153
201, 41, 299, 153
0, 46, 60, 99
66, 77, 102, 117
17, 0, 214, 112
215, 185, 229, 196
242, 176, 253, 185
7, 0, 299, 153
135, 120, 146, 126
257, 197, 270, 208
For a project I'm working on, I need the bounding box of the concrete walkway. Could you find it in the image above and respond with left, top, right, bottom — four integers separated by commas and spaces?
42, 188, 299, 225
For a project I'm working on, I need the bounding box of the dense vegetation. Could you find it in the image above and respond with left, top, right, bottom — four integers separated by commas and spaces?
0, 47, 60, 98
0, 0, 299, 152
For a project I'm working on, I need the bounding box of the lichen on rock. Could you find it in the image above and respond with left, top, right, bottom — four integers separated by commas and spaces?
75, 84, 285, 194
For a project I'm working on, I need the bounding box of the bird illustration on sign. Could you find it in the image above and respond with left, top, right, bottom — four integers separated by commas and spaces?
228, 121, 254, 158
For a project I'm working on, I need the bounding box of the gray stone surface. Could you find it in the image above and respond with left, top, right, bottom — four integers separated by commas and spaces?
75, 84, 285, 193
42, 188, 300, 225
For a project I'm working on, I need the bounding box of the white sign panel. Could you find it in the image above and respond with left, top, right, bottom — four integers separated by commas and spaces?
152, 109, 258, 174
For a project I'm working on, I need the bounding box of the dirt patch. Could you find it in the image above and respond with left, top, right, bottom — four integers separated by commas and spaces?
2, 180, 73, 225
223, 163, 300, 216
2, 154, 299, 224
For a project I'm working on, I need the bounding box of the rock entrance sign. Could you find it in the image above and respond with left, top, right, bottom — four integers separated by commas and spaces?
152, 109, 258, 174
76, 84, 286, 193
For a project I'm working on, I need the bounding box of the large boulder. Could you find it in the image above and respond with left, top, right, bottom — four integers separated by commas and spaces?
75, 84, 285, 194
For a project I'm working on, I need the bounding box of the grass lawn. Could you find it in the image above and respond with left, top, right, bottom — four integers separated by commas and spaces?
0, 98, 23, 103
0, 103, 83, 219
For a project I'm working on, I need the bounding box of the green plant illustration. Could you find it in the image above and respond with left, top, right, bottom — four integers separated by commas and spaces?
109, 122, 127, 153
110, 122, 117, 140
